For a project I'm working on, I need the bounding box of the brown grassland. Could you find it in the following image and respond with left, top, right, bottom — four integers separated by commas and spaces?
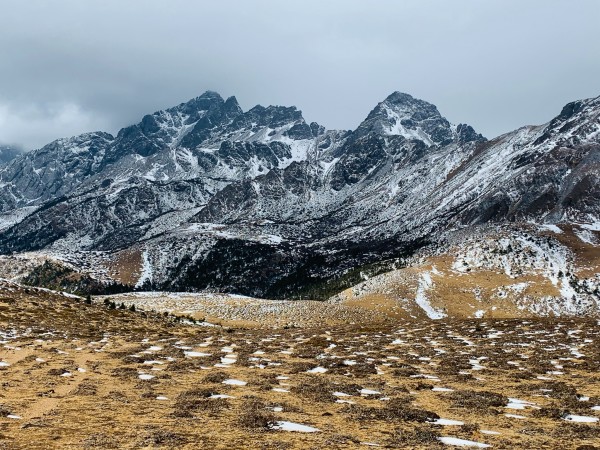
1, 283, 599, 449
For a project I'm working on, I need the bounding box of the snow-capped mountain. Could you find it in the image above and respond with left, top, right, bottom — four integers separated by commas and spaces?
0, 90, 598, 301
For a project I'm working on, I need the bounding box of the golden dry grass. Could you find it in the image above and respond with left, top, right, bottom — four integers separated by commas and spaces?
1, 283, 600, 449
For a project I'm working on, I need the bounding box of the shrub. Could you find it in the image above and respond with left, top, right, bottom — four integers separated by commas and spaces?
238, 398, 276, 431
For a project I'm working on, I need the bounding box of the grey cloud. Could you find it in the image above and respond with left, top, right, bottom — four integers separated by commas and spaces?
0, 0, 599, 149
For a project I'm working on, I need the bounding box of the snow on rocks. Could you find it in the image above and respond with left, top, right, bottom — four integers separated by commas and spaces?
573, 228, 597, 245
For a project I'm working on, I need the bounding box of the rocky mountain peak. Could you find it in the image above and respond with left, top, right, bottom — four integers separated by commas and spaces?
241, 104, 304, 128
174, 90, 226, 117
382, 91, 444, 121
223, 95, 243, 117
455, 123, 486, 144
354, 91, 456, 146
534, 95, 600, 147
198, 90, 222, 99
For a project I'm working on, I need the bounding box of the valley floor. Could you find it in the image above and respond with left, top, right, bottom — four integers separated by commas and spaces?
1, 285, 600, 449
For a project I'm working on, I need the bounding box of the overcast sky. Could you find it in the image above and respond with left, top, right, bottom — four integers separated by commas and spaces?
1, 0, 599, 150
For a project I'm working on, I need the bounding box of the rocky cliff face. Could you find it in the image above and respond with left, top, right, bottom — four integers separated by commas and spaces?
0, 90, 598, 299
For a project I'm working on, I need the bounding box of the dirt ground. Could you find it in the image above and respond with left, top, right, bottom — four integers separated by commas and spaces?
1, 283, 600, 449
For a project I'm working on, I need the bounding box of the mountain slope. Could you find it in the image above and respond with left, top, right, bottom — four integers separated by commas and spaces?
0, 91, 598, 303
331, 223, 600, 318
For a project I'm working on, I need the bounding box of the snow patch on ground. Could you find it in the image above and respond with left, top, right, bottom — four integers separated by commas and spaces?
272, 421, 319, 433
535, 223, 563, 234
135, 249, 153, 289
438, 436, 491, 448
574, 228, 597, 245
415, 271, 447, 319
563, 414, 599, 423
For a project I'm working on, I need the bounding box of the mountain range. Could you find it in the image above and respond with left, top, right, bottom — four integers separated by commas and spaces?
0, 90, 598, 307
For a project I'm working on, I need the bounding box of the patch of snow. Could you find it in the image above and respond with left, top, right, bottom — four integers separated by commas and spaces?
135, 249, 154, 289
431, 418, 465, 426
272, 421, 319, 433
222, 379, 247, 386
563, 414, 599, 423
272, 388, 289, 393
415, 271, 447, 319
334, 392, 351, 397
360, 389, 381, 395
0, 206, 38, 232
138, 374, 155, 380
574, 229, 597, 245
506, 398, 538, 410
580, 221, 600, 231
438, 437, 491, 448
184, 351, 211, 358
536, 223, 563, 234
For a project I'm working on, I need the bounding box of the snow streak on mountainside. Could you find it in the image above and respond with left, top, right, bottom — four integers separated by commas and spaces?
0, 90, 598, 302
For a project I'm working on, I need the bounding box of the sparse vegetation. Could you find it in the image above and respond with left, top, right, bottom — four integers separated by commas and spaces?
0, 282, 599, 449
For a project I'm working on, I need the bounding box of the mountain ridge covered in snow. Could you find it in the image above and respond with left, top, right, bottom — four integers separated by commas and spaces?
0, 90, 598, 303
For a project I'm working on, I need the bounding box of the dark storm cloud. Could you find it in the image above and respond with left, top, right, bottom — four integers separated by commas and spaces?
1, 0, 599, 149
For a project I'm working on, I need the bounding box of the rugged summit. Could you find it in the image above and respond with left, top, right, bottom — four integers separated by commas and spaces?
0, 90, 598, 301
